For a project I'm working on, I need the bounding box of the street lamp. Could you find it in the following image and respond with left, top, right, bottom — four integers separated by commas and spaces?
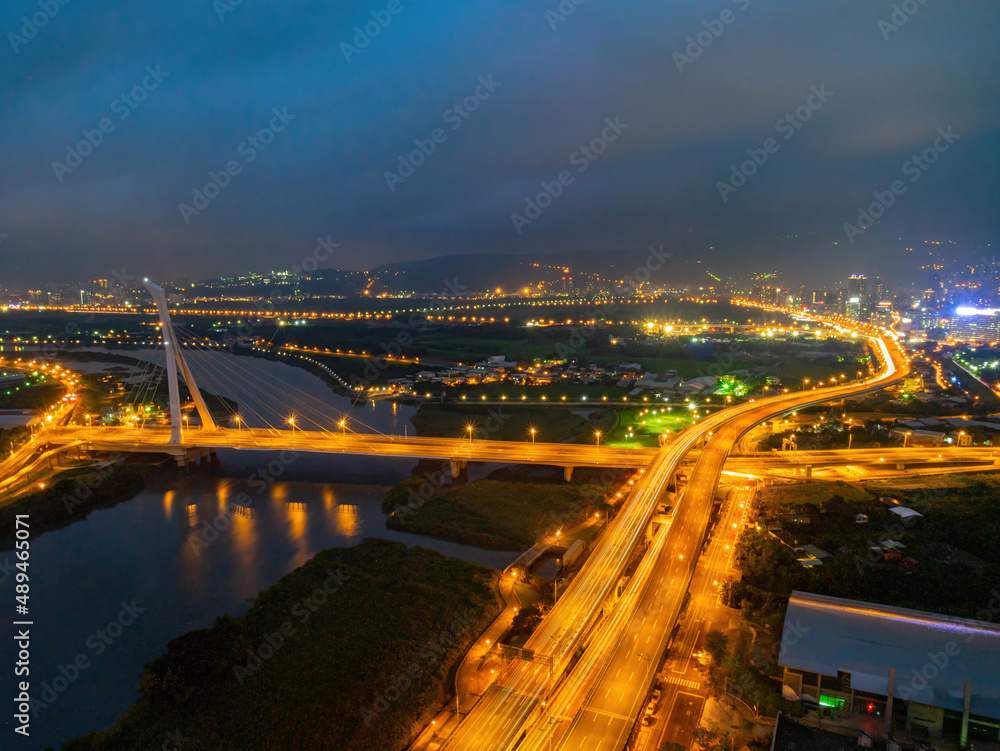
530, 428, 536, 445
594, 431, 601, 447
467, 425, 474, 443
234, 415, 241, 431
288, 416, 296, 431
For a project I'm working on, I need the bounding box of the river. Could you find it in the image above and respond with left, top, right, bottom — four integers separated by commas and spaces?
0, 351, 518, 749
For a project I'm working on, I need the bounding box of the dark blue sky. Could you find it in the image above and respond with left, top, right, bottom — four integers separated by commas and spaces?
1, 0, 998, 286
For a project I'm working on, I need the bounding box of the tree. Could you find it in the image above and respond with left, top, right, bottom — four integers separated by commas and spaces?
704, 629, 729, 665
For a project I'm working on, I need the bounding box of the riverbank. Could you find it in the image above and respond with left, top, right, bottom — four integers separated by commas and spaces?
63, 538, 502, 751
0, 461, 152, 550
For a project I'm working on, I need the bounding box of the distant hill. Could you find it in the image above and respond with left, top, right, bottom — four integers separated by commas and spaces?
370, 248, 715, 294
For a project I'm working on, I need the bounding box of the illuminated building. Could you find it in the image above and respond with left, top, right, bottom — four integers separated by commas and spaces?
949, 307, 1000, 344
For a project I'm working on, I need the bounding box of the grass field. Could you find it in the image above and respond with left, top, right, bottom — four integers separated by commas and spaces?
410, 403, 615, 444
64, 539, 502, 751
605, 407, 691, 448
385, 479, 610, 549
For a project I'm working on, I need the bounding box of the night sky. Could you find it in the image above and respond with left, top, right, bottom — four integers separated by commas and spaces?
1, 0, 998, 285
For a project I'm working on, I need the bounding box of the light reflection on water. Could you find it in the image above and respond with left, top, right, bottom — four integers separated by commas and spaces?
0, 348, 521, 749
1, 456, 519, 751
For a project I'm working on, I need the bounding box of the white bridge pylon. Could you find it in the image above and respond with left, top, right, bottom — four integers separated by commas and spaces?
143, 279, 219, 444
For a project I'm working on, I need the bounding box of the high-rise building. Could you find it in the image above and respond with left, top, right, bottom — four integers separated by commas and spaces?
919, 306, 940, 330
847, 274, 867, 297
949, 307, 1000, 344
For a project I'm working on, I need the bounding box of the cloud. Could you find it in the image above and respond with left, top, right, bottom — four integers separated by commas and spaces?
0, 0, 997, 284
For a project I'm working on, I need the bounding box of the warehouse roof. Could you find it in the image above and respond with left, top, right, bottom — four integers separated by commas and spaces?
780, 591, 1000, 718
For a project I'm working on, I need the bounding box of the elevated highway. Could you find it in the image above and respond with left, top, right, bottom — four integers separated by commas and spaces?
544, 327, 910, 750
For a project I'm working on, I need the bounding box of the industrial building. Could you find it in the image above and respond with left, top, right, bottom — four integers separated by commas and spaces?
779, 591, 1000, 746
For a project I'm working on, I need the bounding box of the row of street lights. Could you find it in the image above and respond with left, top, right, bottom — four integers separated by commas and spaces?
461, 425, 601, 446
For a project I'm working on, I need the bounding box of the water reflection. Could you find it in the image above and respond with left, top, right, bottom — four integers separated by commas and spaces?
0, 347, 523, 750
230, 508, 260, 599
5, 466, 520, 751
333, 503, 361, 539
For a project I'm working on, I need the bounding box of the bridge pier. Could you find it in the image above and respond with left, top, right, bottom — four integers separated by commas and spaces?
449, 460, 467, 480
564, 466, 573, 482
173, 449, 205, 469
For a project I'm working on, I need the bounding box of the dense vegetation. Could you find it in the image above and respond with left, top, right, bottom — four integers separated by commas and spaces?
728, 477, 1000, 636
758, 419, 903, 451
385, 478, 612, 549
0, 424, 29, 455
64, 539, 502, 751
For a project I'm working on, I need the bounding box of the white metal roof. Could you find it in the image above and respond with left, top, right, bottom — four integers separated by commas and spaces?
780, 591, 1000, 718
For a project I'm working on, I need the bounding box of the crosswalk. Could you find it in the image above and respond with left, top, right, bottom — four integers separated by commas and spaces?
665, 677, 703, 691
